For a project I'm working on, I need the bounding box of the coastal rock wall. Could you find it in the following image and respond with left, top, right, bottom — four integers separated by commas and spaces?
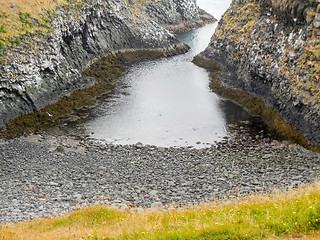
199, 0, 320, 145
139, 0, 200, 24
0, 0, 206, 128
135, 0, 216, 32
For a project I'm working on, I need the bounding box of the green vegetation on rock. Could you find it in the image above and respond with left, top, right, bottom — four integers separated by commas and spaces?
198, 0, 320, 146
0, 49, 177, 138
193, 55, 320, 153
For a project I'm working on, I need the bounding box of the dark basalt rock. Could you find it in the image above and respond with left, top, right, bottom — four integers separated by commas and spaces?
198, 0, 320, 146
0, 0, 212, 130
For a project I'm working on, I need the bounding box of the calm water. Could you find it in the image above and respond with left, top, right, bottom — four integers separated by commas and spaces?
84, 0, 267, 148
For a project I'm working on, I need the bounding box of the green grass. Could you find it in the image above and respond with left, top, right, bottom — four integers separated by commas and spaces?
1, 181, 320, 239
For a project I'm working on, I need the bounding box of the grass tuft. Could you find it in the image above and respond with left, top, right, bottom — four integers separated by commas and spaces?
0, 0, 66, 43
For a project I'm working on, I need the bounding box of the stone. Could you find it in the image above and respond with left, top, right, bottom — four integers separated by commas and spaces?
135, 207, 145, 213
289, 51, 295, 60
49, 182, 59, 187
158, 147, 165, 152
55, 146, 65, 153
314, 21, 320, 28
167, 181, 175, 186
149, 190, 159, 196
151, 202, 163, 210
262, 154, 272, 159
135, 142, 143, 148
111, 203, 128, 211
73, 194, 82, 202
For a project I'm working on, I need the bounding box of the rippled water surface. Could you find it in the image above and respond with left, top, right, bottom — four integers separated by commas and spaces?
84, 0, 268, 148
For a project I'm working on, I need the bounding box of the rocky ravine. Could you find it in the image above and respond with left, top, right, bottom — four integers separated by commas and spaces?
198, 0, 320, 146
0, 0, 214, 129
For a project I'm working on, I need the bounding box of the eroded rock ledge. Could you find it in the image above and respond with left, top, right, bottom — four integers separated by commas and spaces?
198, 0, 320, 146
0, 0, 215, 129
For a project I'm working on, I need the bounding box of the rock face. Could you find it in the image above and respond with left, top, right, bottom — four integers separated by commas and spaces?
139, 0, 200, 24
139, 0, 216, 32
199, 0, 320, 145
0, 0, 211, 129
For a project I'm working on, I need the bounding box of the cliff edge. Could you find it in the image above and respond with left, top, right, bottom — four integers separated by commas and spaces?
0, 0, 215, 129
198, 0, 320, 145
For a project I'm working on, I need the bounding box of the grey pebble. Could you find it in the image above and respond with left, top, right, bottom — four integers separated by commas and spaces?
151, 202, 163, 210
0, 136, 319, 223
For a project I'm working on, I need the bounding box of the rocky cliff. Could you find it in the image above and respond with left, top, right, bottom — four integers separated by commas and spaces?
0, 0, 214, 129
139, 0, 216, 32
198, 0, 320, 145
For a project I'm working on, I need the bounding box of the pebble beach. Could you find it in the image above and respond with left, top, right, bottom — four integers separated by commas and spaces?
0, 134, 319, 223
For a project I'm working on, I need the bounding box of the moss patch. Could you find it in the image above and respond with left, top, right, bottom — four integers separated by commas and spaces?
193, 55, 320, 153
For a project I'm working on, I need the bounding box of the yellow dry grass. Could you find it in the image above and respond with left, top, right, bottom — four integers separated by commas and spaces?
1, 181, 320, 240
0, 0, 65, 39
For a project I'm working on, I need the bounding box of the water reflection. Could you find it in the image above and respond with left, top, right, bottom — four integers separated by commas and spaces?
85, 54, 228, 147
85, 0, 261, 148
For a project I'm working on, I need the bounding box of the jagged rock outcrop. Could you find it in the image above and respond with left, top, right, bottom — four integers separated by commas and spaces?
138, 0, 216, 32
198, 0, 320, 145
0, 0, 212, 129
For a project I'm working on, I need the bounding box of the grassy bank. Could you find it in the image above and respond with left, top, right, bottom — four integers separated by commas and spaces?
1, 181, 320, 239
0, 0, 67, 50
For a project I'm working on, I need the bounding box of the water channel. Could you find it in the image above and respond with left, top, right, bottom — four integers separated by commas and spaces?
83, 0, 272, 148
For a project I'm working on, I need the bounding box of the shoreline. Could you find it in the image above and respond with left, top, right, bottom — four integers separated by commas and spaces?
0, 44, 190, 139
0, 0, 215, 130
0, 16, 217, 139
192, 55, 320, 153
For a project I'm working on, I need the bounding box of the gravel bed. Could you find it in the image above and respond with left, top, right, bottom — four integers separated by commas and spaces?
0, 135, 319, 223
